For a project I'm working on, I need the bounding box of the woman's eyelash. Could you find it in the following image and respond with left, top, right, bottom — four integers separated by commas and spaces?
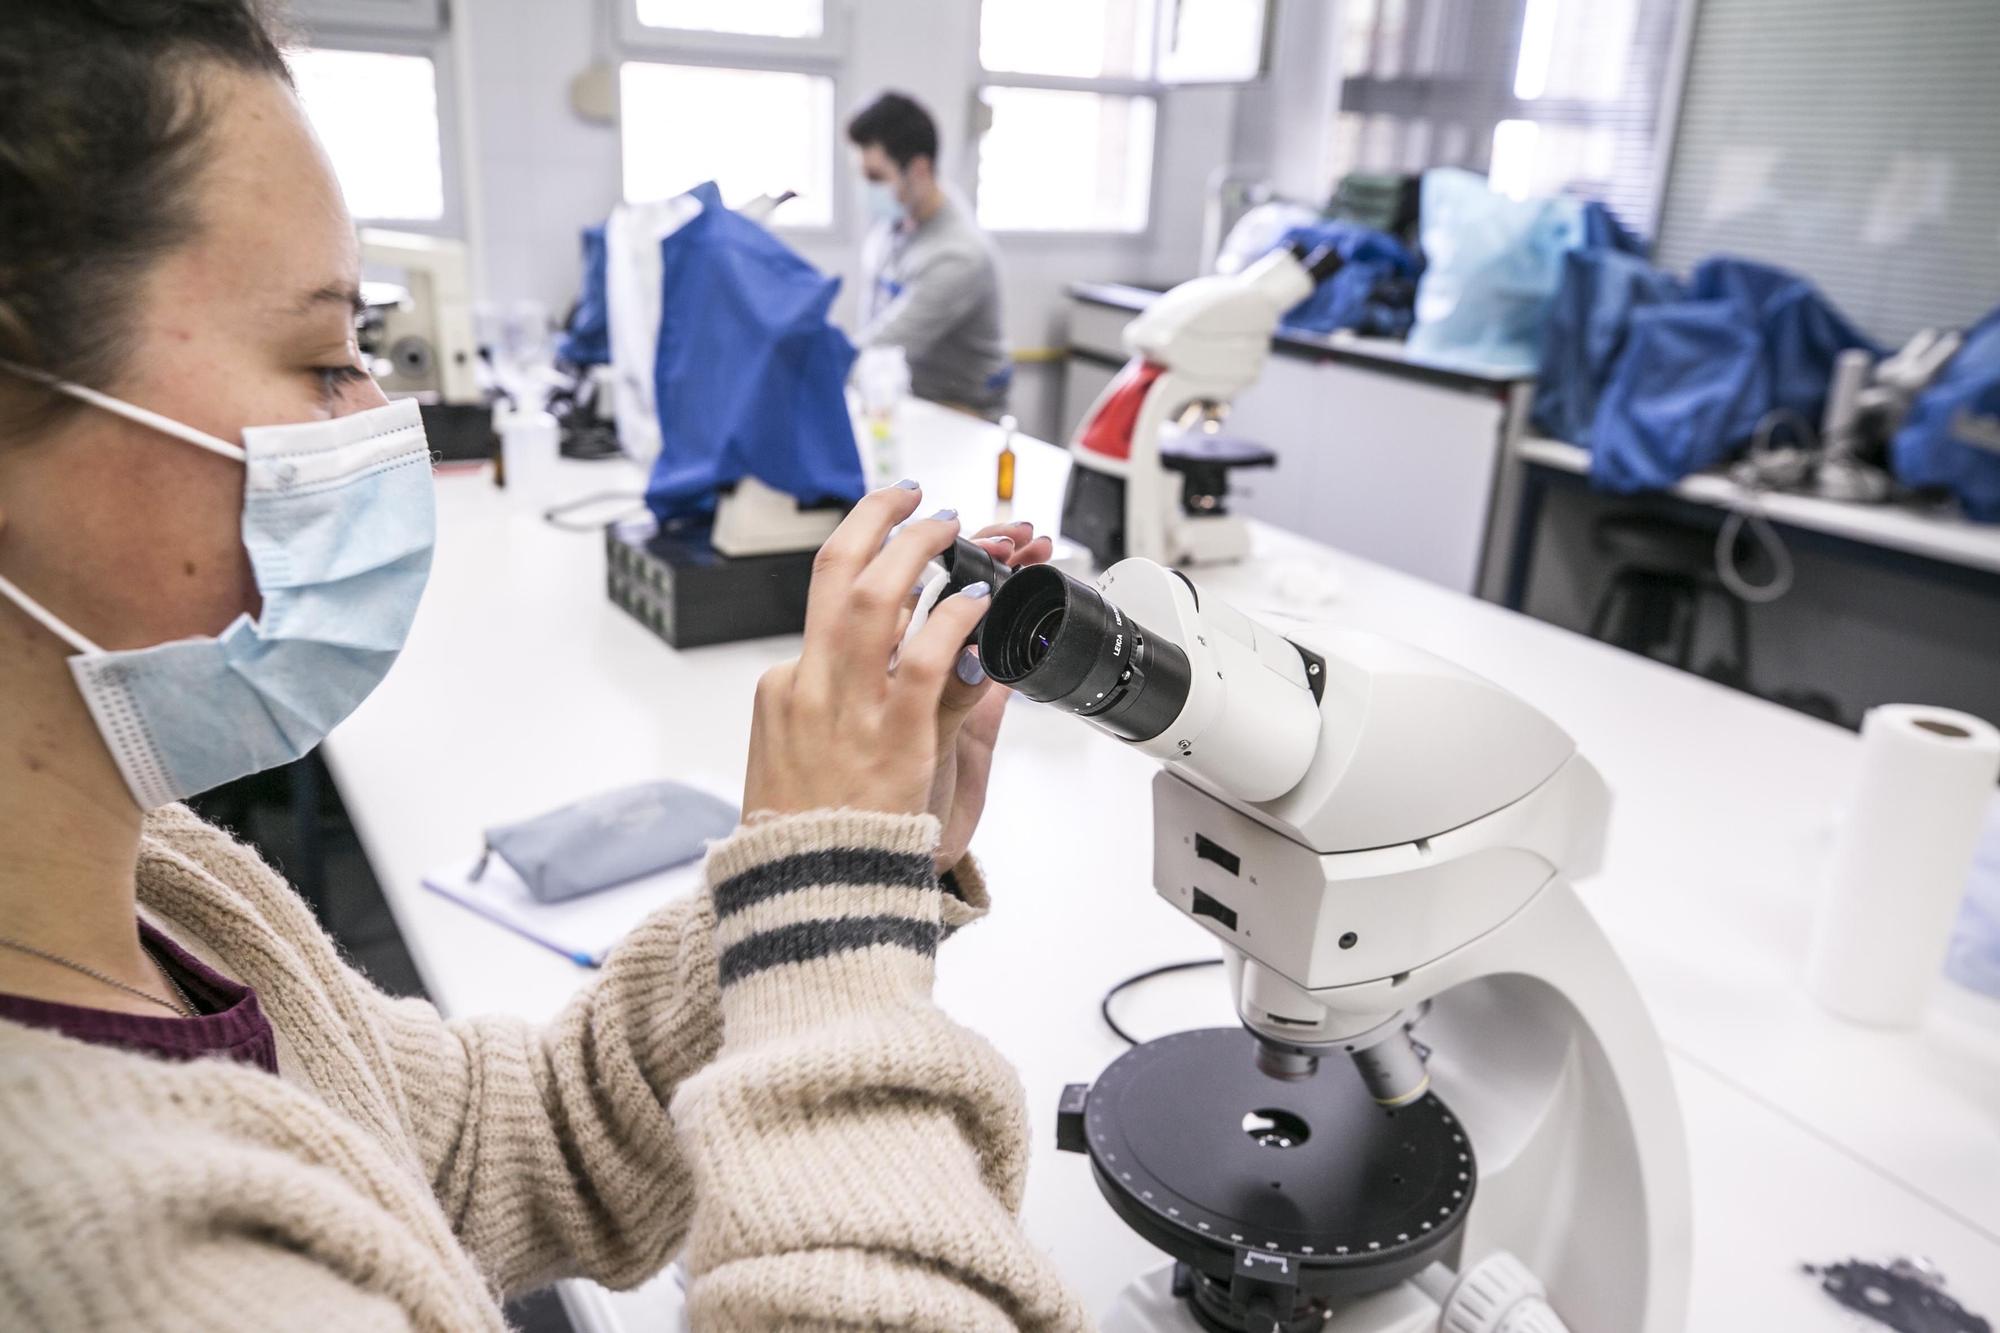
314, 363, 371, 392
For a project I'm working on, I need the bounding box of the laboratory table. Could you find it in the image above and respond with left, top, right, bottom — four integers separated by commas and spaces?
323, 400, 2000, 1332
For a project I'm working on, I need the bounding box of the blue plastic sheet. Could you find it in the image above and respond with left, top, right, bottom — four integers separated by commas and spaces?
1272, 221, 1420, 338
644, 183, 864, 524
557, 224, 610, 367
1892, 306, 2000, 521
1406, 168, 1592, 372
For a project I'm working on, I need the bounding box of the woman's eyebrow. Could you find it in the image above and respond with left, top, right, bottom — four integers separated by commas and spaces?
289, 282, 366, 317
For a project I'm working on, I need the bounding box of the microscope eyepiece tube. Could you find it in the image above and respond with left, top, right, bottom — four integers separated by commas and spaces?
938, 536, 1011, 597
980, 564, 1192, 743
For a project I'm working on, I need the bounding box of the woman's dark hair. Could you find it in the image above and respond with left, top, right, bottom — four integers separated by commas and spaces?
0, 0, 293, 392
845, 91, 939, 173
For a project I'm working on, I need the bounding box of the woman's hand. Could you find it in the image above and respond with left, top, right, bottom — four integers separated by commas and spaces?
926, 520, 1051, 869
744, 484, 1007, 824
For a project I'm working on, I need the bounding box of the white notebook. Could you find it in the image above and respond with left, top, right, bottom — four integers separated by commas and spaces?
421, 853, 704, 967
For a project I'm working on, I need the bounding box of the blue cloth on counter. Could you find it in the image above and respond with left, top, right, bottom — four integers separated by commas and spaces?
1406, 168, 1595, 373
558, 224, 611, 367
1588, 300, 1769, 493
1892, 305, 2000, 522
1531, 249, 1684, 446
645, 182, 864, 524
1273, 221, 1420, 338
1688, 258, 1878, 428
1544, 252, 1877, 494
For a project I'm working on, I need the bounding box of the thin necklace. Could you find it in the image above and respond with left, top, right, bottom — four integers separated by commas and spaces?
0, 934, 196, 1018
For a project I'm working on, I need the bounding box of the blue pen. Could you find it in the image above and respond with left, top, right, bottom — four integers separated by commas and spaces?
420, 877, 603, 968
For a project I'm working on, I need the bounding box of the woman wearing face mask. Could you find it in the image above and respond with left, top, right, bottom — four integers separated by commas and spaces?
0, 3, 1091, 1329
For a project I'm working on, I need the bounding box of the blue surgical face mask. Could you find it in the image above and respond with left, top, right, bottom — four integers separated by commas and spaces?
865, 178, 905, 226
0, 364, 435, 808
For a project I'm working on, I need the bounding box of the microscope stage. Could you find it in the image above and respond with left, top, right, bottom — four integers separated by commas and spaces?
1060, 1027, 1475, 1328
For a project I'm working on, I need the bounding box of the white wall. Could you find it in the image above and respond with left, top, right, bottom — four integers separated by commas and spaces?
448, 0, 1252, 440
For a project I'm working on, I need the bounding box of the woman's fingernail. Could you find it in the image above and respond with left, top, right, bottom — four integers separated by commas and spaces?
959, 580, 991, 600
955, 647, 986, 686
978, 535, 1016, 551
894, 478, 920, 490
930, 508, 958, 522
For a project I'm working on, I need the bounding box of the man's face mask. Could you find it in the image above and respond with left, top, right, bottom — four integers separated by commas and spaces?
866, 173, 906, 226
0, 362, 435, 808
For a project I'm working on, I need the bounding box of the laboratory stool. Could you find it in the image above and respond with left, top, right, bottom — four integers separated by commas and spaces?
1587, 513, 1753, 687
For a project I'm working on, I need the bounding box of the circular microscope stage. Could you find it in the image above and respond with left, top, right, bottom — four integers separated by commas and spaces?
1058, 1028, 1476, 1333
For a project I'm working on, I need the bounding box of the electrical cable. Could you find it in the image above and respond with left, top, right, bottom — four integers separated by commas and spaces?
1100, 958, 1223, 1046
541, 490, 646, 532
1716, 409, 1806, 604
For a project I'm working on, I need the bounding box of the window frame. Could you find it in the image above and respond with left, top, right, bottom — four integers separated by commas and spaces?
610, 0, 847, 238
972, 0, 1267, 239
293, 0, 444, 34
289, 28, 465, 237
615, 0, 848, 65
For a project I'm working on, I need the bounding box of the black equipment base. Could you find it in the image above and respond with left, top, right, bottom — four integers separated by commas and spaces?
605, 514, 814, 649
1058, 1027, 1475, 1333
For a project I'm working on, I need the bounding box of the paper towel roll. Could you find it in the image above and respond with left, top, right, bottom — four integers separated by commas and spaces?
1806, 704, 2000, 1027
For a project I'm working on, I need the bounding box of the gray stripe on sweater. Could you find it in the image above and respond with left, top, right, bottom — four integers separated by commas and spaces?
718, 916, 941, 984
711, 849, 935, 918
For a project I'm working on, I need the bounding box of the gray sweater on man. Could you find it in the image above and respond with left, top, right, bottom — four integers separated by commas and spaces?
859, 193, 1010, 418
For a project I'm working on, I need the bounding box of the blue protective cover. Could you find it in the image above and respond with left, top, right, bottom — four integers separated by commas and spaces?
1581, 256, 1876, 492
557, 223, 611, 367
645, 183, 864, 523
1406, 168, 1591, 372
1531, 248, 1684, 446
1891, 305, 2000, 521
1273, 220, 1420, 338
1588, 300, 1768, 493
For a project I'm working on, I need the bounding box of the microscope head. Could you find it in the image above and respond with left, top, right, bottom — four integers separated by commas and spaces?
982, 558, 1606, 1096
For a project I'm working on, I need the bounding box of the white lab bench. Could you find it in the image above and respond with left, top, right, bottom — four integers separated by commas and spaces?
322, 400, 2000, 1331
1065, 282, 1534, 600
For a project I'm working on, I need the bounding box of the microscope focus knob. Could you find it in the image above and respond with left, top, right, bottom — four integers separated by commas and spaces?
1439, 1251, 1572, 1333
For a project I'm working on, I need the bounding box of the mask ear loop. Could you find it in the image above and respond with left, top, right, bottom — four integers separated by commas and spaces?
0, 359, 246, 463
0, 571, 104, 655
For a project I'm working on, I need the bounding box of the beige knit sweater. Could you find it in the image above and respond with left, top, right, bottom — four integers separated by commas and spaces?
0, 804, 1092, 1331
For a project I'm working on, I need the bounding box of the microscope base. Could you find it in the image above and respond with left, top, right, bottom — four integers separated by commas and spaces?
1103, 1264, 1440, 1333
605, 514, 814, 648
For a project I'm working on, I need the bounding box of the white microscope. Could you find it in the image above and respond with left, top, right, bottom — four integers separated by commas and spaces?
975, 559, 1692, 1333
1062, 242, 1341, 569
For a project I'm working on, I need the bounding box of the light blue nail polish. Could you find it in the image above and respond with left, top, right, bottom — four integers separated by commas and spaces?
956, 647, 987, 687
959, 580, 991, 600
894, 478, 920, 490
930, 507, 958, 522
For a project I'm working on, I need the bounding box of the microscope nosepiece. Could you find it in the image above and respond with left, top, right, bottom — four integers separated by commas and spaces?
1253, 1041, 1319, 1082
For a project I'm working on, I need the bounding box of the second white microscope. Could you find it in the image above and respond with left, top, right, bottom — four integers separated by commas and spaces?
976, 559, 1692, 1333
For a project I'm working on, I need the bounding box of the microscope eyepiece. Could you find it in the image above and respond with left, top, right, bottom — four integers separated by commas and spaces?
980, 564, 1192, 743
938, 536, 1011, 596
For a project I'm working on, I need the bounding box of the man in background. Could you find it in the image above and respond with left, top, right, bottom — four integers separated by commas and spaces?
847, 91, 1010, 418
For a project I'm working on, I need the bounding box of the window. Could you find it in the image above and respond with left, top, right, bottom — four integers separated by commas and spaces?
289, 47, 445, 222
635, 0, 822, 39
977, 88, 1158, 232
619, 62, 835, 227
1332, 0, 1684, 232
978, 0, 1258, 233
980, 0, 1157, 80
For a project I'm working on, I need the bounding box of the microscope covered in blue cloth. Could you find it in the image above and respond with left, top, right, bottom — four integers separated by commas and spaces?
600, 182, 865, 647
